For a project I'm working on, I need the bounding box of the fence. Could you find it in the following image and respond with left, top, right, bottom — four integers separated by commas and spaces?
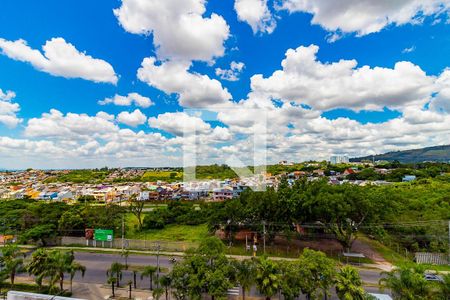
415, 252, 449, 265
58, 236, 198, 252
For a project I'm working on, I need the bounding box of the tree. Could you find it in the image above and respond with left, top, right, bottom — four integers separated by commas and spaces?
436, 273, 450, 300
129, 195, 145, 231
68, 261, 86, 293
50, 250, 77, 292
58, 210, 84, 236
379, 264, 431, 300
0, 244, 24, 287
278, 260, 301, 300
234, 259, 256, 300
297, 249, 336, 300
160, 275, 172, 300
255, 257, 280, 300
153, 287, 165, 300
121, 249, 130, 269
27, 248, 52, 290
141, 266, 158, 290
107, 277, 117, 298
107, 262, 124, 288
335, 266, 366, 300
20, 224, 56, 246
127, 280, 133, 299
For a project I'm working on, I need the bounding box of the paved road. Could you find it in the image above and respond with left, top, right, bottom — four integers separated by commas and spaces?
71, 252, 174, 289
70, 252, 385, 290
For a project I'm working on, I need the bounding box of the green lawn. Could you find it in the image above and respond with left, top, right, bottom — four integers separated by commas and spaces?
125, 214, 209, 243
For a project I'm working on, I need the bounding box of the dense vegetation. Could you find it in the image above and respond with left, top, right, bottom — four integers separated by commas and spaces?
208, 178, 450, 253
1, 176, 449, 255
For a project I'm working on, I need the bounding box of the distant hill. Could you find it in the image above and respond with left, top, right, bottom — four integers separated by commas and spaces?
351, 145, 450, 163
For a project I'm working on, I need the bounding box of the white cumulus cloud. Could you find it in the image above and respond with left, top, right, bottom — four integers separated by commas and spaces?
250, 44, 435, 111
99, 93, 154, 108
114, 0, 230, 62
235, 0, 276, 34
0, 88, 21, 128
138, 57, 232, 108
117, 109, 147, 127
215, 61, 245, 81
278, 0, 450, 36
0, 37, 118, 84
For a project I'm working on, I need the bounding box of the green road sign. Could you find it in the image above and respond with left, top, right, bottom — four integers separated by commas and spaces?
94, 229, 113, 242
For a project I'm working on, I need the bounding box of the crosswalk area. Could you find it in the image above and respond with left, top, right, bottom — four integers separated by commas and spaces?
227, 287, 240, 296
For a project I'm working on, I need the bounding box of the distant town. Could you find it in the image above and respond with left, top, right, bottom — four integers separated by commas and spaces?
2, 154, 448, 203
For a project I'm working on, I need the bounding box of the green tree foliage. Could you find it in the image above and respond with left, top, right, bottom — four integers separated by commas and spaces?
297, 249, 336, 300
254, 256, 280, 300
141, 266, 158, 290
0, 244, 24, 287
233, 259, 256, 300
335, 266, 366, 300
379, 264, 431, 300
107, 262, 124, 288
169, 237, 235, 300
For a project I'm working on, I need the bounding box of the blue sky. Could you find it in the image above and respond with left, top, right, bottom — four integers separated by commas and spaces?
0, 0, 449, 169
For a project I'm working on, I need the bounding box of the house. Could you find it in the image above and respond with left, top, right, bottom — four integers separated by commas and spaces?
343, 168, 357, 176
213, 187, 233, 201
56, 191, 74, 201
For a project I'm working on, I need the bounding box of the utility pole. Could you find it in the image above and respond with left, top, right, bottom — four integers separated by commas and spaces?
121, 215, 125, 251
156, 242, 161, 288
263, 221, 266, 254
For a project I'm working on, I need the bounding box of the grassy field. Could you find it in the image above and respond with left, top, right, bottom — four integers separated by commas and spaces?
125, 214, 209, 242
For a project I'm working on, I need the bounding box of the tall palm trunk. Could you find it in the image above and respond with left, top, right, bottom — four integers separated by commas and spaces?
111, 282, 115, 297
150, 277, 153, 290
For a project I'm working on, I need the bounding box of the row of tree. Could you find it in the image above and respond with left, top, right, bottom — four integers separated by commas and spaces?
136, 238, 450, 300
0, 244, 85, 295
208, 178, 450, 253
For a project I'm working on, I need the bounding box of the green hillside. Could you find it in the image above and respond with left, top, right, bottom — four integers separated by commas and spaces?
352, 145, 450, 163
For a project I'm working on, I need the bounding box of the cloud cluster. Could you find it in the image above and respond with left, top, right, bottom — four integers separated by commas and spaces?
137, 58, 231, 107
117, 109, 147, 127
234, 0, 276, 34
250, 44, 435, 111
99, 93, 154, 108
278, 0, 450, 37
215, 61, 245, 81
0, 88, 21, 128
114, 0, 230, 62
0, 37, 118, 84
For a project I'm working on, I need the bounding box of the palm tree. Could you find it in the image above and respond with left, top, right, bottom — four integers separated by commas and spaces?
141, 265, 157, 290
68, 261, 86, 293
1, 244, 24, 288
127, 280, 133, 299
255, 257, 280, 300
153, 287, 165, 300
121, 249, 130, 270
335, 266, 365, 300
107, 262, 124, 288
50, 250, 76, 292
159, 275, 172, 300
27, 248, 51, 291
379, 264, 431, 300
107, 276, 117, 297
234, 259, 256, 300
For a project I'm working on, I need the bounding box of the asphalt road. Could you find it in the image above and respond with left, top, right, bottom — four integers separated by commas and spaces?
70, 252, 386, 292
72, 252, 174, 289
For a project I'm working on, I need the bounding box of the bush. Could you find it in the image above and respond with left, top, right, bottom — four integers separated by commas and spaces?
143, 213, 165, 229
